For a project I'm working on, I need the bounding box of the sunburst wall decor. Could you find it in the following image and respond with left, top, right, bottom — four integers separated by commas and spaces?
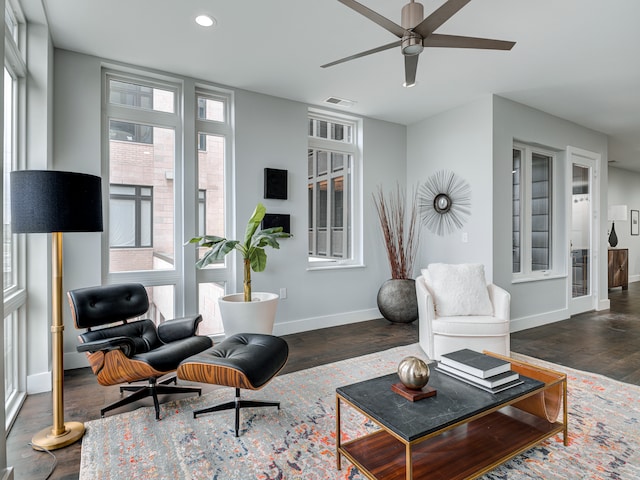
418, 170, 471, 236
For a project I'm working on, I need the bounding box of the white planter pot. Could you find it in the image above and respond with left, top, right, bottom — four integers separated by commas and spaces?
218, 292, 279, 337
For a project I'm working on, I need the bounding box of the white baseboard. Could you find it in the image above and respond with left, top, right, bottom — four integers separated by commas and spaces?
510, 308, 569, 333
273, 308, 382, 336
27, 371, 51, 395
597, 298, 611, 311
629, 274, 640, 284
0, 467, 14, 480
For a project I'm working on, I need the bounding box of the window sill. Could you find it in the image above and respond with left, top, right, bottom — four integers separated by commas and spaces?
512, 272, 566, 284
307, 263, 365, 272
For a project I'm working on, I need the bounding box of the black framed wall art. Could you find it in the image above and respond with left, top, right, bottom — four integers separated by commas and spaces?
264, 168, 288, 200
262, 213, 291, 234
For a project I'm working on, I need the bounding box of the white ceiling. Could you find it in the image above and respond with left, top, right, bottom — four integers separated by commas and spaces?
38, 0, 640, 170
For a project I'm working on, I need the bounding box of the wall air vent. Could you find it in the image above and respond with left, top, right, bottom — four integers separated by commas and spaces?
324, 96, 356, 108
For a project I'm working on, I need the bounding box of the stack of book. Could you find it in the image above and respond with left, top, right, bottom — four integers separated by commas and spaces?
436, 349, 522, 393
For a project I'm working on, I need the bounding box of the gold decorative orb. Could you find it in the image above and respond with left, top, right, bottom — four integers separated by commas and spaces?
397, 356, 430, 390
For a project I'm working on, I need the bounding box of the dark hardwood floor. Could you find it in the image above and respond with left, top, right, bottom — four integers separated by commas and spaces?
511, 284, 640, 385
7, 284, 640, 479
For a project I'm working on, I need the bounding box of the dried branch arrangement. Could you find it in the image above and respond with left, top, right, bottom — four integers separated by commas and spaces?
373, 184, 421, 280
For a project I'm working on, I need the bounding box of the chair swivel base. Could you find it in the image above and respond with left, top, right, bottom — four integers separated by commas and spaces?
193, 387, 280, 437
104, 376, 201, 420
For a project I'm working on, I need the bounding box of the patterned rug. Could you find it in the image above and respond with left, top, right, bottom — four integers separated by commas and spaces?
79, 344, 640, 479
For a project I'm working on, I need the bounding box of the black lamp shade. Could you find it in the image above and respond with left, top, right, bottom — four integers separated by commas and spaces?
10, 170, 103, 233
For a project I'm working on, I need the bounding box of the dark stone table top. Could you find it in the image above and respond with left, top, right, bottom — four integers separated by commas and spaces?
336, 369, 544, 442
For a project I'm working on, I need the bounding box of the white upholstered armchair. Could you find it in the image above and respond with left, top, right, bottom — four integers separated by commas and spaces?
416, 264, 510, 361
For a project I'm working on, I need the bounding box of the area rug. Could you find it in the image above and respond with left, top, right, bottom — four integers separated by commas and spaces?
79, 344, 640, 479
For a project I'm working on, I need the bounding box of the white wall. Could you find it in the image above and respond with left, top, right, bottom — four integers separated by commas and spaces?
52, 52, 104, 373
407, 96, 495, 279
608, 166, 640, 282
23, 17, 58, 395
50, 50, 407, 373
235, 89, 407, 333
492, 96, 609, 330
406, 95, 609, 332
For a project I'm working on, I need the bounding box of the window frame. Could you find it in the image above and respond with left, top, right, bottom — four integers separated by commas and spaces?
512, 142, 559, 282
307, 109, 363, 269
108, 184, 154, 248
4, 0, 28, 432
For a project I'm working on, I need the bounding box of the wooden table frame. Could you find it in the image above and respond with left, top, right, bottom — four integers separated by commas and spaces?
336, 353, 567, 480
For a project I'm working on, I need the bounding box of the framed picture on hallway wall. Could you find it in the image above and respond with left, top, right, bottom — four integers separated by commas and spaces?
632, 210, 639, 236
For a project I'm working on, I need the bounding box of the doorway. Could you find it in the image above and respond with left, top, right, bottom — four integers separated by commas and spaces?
568, 147, 600, 314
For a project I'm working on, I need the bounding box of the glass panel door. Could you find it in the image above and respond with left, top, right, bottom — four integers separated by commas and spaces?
571, 164, 591, 299
568, 147, 599, 315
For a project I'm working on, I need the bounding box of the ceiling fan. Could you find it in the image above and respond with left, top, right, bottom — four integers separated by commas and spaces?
322, 0, 516, 87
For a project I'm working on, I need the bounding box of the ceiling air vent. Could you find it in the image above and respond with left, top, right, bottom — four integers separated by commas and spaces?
324, 96, 356, 108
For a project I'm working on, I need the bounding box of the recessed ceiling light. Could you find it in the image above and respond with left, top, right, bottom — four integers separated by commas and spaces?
195, 15, 216, 27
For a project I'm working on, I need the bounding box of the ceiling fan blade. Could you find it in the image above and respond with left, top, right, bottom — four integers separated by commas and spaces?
424, 34, 515, 50
413, 0, 472, 38
337, 0, 407, 38
404, 55, 419, 86
321, 40, 401, 68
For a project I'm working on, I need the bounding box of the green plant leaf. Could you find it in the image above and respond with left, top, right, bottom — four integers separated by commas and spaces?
194, 239, 238, 268
250, 248, 267, 272
211, 239, 239, 258
243, 203, 266, 247
186, 235, 226, 248
252, 228, 291, 247
195, 248, 220, 268
254, 233, 282, 249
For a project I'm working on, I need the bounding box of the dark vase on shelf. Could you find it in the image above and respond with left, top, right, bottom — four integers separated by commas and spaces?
377, 278, 418, 324
609, 223, 618, 248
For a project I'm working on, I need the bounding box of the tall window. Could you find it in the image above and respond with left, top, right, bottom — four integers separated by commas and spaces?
4, 68, 16, 290
308, 111, 360, 266
512, 143, 553, 277
195, 92, 229, 335
4, 0, 28, 431
104, 70, 232, 337
106, 75, 177, 273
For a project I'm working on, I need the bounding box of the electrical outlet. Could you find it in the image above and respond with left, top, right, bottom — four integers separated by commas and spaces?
461, 232, 468, 243
279, 287, 287, 299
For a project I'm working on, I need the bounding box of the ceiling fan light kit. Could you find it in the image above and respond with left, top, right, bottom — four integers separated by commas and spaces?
402, 34, 424, 56
324, 0, 516, 86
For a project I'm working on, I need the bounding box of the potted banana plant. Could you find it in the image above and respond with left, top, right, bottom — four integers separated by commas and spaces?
188, 203, 291, 335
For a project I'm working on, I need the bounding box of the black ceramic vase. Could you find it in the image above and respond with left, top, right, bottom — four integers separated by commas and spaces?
609, 223, 618, 248
377, 278, 418, 324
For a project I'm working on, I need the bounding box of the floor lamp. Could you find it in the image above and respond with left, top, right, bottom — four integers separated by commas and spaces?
10, 170, 103, 450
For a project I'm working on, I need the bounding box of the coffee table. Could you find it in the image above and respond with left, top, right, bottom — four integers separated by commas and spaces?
336, 353, 567, 480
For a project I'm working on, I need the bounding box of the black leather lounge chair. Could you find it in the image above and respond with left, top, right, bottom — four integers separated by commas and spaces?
67, 283, 213, 420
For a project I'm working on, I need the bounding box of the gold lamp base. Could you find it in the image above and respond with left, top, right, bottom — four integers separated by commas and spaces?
31, 421, 85, 451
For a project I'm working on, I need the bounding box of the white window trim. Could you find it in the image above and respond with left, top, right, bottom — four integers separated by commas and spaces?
101, 67, 235, 328
307, 108, 363, 270
4, 0, 28, 432
512, 142, 563, 283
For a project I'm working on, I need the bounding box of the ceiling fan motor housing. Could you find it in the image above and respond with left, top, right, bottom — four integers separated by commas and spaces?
401, 1, 425, 55
401, 1, 424, 29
